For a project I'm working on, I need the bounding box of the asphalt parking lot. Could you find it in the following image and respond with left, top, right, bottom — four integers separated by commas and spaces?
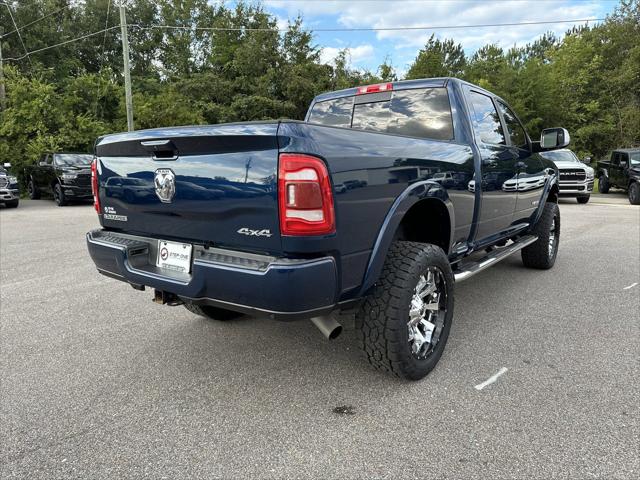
1, 197, 638, 479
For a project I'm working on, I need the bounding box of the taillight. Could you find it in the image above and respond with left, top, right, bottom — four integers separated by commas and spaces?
357, 82, 393, 95
91, 157, 101, 214
278, 153, 335, 236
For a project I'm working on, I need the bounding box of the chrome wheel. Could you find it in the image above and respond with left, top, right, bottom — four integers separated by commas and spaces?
408, 267, 447, 359
548, 216, 557, 257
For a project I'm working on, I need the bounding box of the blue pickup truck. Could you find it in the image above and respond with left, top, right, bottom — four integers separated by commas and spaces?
87, 78, 567, 380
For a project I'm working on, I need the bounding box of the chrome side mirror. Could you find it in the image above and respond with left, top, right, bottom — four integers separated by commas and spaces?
2, 162, 10, 168
540, 128, 570, 150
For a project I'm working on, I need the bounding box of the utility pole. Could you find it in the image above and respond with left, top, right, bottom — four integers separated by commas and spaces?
119, 1, 134, 131
0, 27, 6, 110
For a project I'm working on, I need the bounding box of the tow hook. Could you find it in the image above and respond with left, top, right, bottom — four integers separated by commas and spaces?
153, 289, 183, 306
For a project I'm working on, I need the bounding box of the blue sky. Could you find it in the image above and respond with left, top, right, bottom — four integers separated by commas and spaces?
249, 0, 619, 76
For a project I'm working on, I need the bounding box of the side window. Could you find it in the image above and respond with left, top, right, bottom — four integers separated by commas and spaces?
308, 97, 353, 128
351, 87, 454, 141
620, 153, 629, 166
612, 153, 620, 166
468, 91, 506, 145
497, 101, 528, 149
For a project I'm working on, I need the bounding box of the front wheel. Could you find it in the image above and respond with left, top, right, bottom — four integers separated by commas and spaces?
629, 182, 640, 205
521, 201, 560, 269
598, 176, 610, 193
577, 195, 590, 204
53, 183, 67, 206
356, 241, 454, 380
4, 199, 19, 208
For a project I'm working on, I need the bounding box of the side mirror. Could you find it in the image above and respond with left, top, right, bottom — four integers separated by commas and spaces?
540, 128, 570, 150
39, 161, 48, 166
582, 157, 591, 164
3, 162, 10, 168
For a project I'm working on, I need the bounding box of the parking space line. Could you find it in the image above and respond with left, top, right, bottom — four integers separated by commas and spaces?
623, 282, 638, 290
474, 367, 508, 391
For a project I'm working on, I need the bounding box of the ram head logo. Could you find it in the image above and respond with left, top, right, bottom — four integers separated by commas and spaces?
154, 168, 176, 203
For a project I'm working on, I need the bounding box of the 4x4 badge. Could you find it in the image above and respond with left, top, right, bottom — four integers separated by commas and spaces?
237, 228, 272, 237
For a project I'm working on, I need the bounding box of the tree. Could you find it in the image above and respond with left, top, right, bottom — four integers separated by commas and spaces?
405, 35, 466, 79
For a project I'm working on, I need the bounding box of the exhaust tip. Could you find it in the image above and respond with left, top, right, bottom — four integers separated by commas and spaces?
328, 324, 343, 340
311, 315, 343, 340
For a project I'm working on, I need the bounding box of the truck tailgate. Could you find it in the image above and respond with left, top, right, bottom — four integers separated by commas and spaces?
95, 123, 281, 253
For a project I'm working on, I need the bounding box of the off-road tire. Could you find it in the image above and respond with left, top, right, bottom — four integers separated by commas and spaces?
183, 302, 244, 321
28, 180, 40, 199
628, 182, 640, 205
521, 201, 560, 269
4, 199, 19, 208
576, 195, 590, 204
356, 241, 455, 381
598, 176, 610, 193
53, 183, 67, 206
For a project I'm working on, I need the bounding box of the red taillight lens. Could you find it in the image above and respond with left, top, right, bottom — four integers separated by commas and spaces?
356, 82, 393, 95
278, 153, 335, 236
91, 157, 101, 214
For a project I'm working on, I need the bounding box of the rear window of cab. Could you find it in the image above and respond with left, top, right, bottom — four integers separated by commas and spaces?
307, 87, 454, 141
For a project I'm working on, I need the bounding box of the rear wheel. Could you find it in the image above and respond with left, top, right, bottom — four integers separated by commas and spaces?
577, 195, 590, 204
28, 180, 40, 199
183, 302, 244, 321
598, 176, 610, 193
521, 201, 560, 269
629, 182, 640, 205
356, 241, 454, 381
53, 183, 67, 206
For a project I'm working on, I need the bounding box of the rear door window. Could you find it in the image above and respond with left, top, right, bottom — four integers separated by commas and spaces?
307, 97, 353, 128
351, 88, 454, 141
468, 91, 506, 145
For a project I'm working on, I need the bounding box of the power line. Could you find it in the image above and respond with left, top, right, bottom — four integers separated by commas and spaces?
4, 26, 121, 62
0, 5, 69, 38
3, 2, 32, 66
3, 16, 607, 61
133, 17, 607, 33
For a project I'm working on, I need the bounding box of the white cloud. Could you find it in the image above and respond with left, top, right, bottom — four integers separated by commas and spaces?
266, 0, 605, 53
320, 44, 375, 66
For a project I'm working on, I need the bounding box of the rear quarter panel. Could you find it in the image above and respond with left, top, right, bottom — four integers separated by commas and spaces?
277, 122, 475, 295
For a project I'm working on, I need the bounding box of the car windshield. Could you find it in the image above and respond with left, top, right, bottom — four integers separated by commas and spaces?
630, 152, 640, 165
55, 153, 93, 166
540, 150, 578, 163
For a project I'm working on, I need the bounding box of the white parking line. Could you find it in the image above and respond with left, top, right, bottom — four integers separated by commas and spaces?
623, 282, 638, 290
475, 367, 508, 391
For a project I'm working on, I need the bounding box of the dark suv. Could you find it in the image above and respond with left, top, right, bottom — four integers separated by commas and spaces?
0, 163, 20, 208
24, 153, 93, 206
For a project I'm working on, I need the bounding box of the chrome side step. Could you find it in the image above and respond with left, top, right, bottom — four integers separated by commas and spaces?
454, 235, 538, 282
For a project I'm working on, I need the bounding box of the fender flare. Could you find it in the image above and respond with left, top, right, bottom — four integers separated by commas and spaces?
357, 181, 455, 296
531, 174, 559, 226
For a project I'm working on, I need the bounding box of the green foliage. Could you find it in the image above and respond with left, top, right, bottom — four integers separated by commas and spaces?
0, 0, 638, 181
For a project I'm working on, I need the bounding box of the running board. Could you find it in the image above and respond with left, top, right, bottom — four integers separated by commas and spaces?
454, 235, 538, 282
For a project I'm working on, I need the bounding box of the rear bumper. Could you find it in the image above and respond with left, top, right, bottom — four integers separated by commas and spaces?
86, 229, 338, 320
0, 189, 19, 201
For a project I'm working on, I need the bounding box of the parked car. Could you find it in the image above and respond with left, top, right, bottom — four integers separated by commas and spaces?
24, 153, 93, 206
597, 148, 640, 205
0, 163, 20, 208
539, 148, 594, 203
86, 78, 566, 380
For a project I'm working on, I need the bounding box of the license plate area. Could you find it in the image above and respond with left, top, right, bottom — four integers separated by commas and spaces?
156, 240, 193, 273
